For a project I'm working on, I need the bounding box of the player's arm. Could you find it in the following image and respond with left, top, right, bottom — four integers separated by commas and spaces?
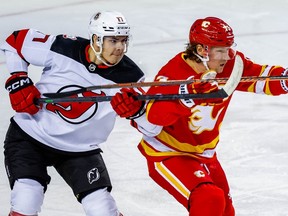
1, 29, 54, 68
1, 29, 54, 114
235, 51, 288, 95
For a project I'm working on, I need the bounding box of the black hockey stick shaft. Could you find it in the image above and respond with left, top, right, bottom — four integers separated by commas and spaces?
36, 91, 227, 104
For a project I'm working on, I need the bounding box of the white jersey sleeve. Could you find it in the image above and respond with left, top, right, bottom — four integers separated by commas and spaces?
132, 113, 163, 137
1, 29, 55, 72
2, 50, 28, 72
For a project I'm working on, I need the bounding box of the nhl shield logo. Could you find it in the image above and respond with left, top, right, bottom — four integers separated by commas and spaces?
88, 63, 97, 72
87, 168, 100, 184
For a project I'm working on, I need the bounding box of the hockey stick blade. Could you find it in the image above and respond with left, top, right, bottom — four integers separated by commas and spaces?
220, 54, 244, 97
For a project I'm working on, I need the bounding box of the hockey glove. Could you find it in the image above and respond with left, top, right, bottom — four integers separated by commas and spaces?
179, 81, 223, 107
5, 72, 41, 115
110, 88, 145, 119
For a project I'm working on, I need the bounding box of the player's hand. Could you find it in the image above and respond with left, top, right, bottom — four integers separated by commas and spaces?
191, 82, 223, 105
110, 88, 145, 119
190, 81, 219, 94
179, 80, 223, 107
5, 72, 41, 115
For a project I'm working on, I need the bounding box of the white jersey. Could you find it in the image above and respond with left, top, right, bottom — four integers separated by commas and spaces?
0, 28, 146, 152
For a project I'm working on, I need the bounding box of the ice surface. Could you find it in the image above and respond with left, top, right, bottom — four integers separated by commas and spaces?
1, 0, 288, 215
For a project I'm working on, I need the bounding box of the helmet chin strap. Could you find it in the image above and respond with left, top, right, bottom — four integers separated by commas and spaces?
90, 40, 123, 67
193, 51, 210, 71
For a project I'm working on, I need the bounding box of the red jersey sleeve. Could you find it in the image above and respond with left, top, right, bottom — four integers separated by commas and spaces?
234, 52, 288, 95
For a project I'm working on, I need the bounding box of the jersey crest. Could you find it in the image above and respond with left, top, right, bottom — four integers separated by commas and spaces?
46, 85, 105, 124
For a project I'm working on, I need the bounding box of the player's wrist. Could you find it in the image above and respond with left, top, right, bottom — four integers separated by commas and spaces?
126, 101, 146, 120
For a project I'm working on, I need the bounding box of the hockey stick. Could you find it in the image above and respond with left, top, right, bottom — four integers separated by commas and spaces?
42, 79, 194, 98
42, 72, 286, 99
201, 75, 288, 83
221, 54, 243, 96
36, 55, 244, 104
37, 91, 227, 104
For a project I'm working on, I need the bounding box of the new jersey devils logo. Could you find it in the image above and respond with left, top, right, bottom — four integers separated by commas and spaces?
46, 85, 105, 124
87, 167, 100, 184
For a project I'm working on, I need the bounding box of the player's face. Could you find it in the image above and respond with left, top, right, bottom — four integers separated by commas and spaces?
101, 36, 128, 65
207, 46, 235, 73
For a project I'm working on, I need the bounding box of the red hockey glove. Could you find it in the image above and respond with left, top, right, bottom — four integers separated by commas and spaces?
110, 88, 145, 119
5, 72, 41, 115
179, 81, 223, 107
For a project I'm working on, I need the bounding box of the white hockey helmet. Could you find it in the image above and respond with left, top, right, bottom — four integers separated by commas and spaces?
88, 11, 130, 45
88, 11, 130, 66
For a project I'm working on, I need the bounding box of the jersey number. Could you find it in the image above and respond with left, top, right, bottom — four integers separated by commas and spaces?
32, 35, 49, 43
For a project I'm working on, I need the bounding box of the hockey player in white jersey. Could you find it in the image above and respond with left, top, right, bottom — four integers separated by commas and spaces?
1, 11, 161, 216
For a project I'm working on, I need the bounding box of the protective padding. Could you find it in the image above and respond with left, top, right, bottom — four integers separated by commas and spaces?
11, 179, 44, 215
81, 187, 119, 216
189, 184, 226, 216
9, 210, 37, 216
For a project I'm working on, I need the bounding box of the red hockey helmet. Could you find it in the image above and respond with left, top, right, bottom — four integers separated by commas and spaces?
189, 17, 234, 47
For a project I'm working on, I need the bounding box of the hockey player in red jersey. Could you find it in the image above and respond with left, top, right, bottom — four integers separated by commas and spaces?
115, 17, 288, 216
1, 11, 157, 216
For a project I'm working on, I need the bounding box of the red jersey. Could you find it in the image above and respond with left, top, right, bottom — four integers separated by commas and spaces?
137, 51, 288, 162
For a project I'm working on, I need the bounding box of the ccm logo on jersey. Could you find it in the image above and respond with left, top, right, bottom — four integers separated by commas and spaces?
6, 77, 31, 93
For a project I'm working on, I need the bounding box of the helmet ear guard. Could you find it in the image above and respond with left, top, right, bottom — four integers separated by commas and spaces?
95, 35, 102, 47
